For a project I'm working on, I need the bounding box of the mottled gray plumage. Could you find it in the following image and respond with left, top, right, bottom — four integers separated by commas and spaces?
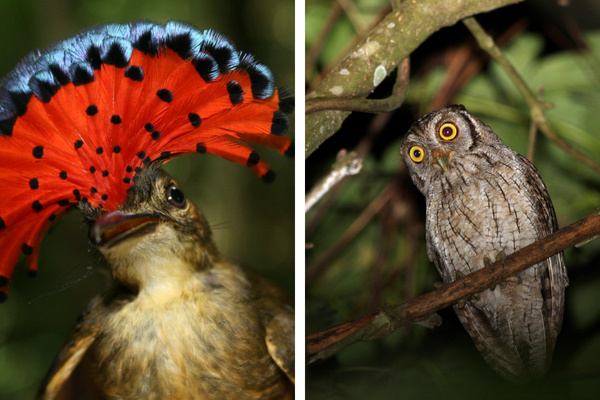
401, 105, 568, 381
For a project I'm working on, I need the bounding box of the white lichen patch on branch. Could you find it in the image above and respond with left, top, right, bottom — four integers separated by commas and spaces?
373, 65, 387, 87
329, 86, 344, 96
350, 40, 381, 59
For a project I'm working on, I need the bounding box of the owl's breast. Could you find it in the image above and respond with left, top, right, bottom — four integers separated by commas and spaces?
426, 164, 540, 279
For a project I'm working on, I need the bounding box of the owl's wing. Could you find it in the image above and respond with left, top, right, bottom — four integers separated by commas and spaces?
37, 296, 110, 400
517, 153, 568, 361
426, 230, 454, 285
453, 155, 568, 381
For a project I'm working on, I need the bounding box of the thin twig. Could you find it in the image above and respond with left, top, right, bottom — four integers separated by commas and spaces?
527, 119, 537, 162
306, 185, 395, 282
463, 17, 600, 175
305, 150, 363, 213
305, 1, 345, 83
307, 208, 600, 362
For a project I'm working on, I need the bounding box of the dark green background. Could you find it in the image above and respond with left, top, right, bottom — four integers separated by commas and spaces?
0, 0, 294, 398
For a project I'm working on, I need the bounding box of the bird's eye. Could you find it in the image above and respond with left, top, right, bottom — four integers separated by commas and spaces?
409, 146, 425, 163
439, 122, 458, 140
166, 185, 186, 208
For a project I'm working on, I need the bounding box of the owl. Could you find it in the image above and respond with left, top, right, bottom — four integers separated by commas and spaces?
401, 104, 568, 381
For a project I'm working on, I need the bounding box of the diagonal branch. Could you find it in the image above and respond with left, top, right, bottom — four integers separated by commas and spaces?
462, 17, 600, 174
307, 208, 600, 362
305, 0, 523, 158
305, 58, 410, 115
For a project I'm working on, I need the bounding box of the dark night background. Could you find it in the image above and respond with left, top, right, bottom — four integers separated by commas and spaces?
306, 0, 600, 399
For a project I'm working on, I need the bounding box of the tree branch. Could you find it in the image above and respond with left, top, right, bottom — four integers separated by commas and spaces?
305, 149, 363, 213
307, 208, 600, 362
305, 58, 410, 115
305, 0, 523, 158
463, 16, 600, 174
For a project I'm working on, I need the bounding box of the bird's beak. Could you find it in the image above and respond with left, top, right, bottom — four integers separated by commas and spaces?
89, 210, 163, 248
431, 149, 450, 173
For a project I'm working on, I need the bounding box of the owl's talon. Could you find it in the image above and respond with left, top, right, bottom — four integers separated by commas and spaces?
496, 251, 507, 266
455, 271, 467, 287
483, 256, 494, 272
505, 275, 521, 284
434, 282, 444, 289
457, 299, 466, 309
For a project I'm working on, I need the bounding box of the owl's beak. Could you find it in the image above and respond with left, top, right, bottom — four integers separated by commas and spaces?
432, 149, 450, 173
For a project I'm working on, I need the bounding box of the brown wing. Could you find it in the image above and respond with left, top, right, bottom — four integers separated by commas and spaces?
37, 296, 108, 400
246, 272, 295, 385
265, 306, 295, 384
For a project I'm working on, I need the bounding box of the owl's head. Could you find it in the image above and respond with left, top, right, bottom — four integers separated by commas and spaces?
401, 104, 506, 195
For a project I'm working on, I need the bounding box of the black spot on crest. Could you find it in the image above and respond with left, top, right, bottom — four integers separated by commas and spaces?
74, 140, 84, 149
261, 170, 276, 183
226, 80, 244, 105
86, 105, 98, 116
284, 142, 294, 157
156, 89, 173, 103
71, 63, 95, 86
32, 146, 44, 159
125, 65, 144, 81
29, 178, 39, 189
166, 32, 193, 59
103, 42, 129, 68
21, 243, 33, 255
87, 46, 102, 70
188, 112, 201, 127
247, 152, 260, 166
110, 115, 122, 125
32, 200, 43, 211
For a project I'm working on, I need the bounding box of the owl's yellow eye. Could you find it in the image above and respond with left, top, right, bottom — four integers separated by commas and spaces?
409, 146, 424, 163
439, 122, 458, 140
